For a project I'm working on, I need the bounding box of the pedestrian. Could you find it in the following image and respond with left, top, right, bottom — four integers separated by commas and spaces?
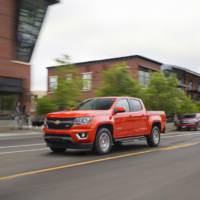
12, 101, 23, 129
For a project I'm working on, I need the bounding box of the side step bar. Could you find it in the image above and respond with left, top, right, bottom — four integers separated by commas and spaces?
115, 136, 146, 143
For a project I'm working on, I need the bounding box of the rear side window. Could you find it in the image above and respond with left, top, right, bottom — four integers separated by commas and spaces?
129, 99, 143, 112
115, 99, 130, 112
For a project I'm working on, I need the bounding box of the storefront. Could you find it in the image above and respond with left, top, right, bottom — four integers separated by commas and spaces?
0, 77, 23, 119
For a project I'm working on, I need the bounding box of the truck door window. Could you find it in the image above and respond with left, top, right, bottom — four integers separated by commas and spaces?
115, 99, 130, 112
129, 99, 142, 112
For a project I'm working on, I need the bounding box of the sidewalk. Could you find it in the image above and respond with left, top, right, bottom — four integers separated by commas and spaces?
0, 122, 176, 134
0, 126, 42, 134
0, 119, 43, 133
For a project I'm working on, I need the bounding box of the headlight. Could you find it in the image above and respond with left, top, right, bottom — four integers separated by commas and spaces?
74, 117, 92, 125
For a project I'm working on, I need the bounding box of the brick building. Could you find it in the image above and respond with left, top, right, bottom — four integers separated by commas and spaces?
47, 55, 162, 98
0, 0, 58, 119
161, 64, 200, 100
47, 55, 200, 101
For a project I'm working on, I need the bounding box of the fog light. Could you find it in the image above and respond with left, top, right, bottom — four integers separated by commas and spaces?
76, 132, 88, 139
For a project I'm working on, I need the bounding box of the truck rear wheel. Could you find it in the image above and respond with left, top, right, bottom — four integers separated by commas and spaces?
94, 128, 112, 155
146, 126, 160, 147
50, 147, 66, 153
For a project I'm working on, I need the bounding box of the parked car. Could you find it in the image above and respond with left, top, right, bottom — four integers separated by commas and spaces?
43, 97, 166, 154
175, 113, 200, 131
31, 116, 44, 127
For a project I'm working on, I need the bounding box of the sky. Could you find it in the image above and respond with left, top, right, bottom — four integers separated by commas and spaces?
31, 0, 200, 91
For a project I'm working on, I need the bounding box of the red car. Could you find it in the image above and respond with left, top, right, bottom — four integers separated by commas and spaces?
43, 97, 166, 154
175, 113, 200, 131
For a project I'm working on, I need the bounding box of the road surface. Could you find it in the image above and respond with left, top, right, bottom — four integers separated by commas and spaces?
0, 130, 200, 200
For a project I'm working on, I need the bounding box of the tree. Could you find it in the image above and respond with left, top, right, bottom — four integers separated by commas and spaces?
36, 96, 57, 115
54, 66, 82, 110
195, 101, 200, 112
178, 95, 198, 114
143, 72, 198, 115
96, 63, 143, 98
36, 56, 82, 115
51, 56, 83, 110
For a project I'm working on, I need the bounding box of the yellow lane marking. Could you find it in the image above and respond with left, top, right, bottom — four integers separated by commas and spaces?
160, 142, 199, 151
0, 142, 199, 181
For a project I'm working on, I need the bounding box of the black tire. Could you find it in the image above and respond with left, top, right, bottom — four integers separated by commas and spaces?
94, 128, 113, 155
146, 126, 160, 147
50, 147, 66, 153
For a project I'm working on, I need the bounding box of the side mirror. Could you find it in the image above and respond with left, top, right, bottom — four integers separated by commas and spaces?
114, 106, 126, 114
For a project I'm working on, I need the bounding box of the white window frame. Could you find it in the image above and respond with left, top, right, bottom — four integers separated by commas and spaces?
82, 72, 92, 91
66, 73, 72, 81
49, 76, 58, 92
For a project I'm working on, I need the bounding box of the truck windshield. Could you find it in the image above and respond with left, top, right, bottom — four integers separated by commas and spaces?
77, 98, 115, 110
179, 114, 196, 119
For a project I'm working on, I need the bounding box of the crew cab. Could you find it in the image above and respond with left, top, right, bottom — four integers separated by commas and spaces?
43, 97, 166, 154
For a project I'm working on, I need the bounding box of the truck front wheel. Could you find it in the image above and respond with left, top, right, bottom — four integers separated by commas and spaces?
146, 126, 160, 147
94, 128, 112, 155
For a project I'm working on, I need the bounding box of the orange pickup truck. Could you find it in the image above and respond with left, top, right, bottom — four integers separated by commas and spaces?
43, 97, 166, 154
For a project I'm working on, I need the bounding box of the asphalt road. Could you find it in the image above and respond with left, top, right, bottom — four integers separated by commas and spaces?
0, 130, 200, 200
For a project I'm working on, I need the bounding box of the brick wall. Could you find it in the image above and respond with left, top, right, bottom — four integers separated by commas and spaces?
0, 0, 31, 111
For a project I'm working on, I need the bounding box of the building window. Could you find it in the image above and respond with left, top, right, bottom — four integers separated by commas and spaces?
175, 70, 185, 86
188, 81, 193, 91
82, 72, 92, 91
198, 83, 200, 92
49, 76, 57, 92
0, 94, 20, 120
129, 99, 142, 112
138, 67, 151, 86
66, 74, 72, 81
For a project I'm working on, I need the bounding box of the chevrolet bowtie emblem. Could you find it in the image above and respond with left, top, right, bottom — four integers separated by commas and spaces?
54, 120, 60, 125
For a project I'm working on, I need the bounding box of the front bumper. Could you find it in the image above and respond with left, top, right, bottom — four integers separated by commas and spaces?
176, 124, 197, 128
44, 134, 93, 149
43, 126, 95, 150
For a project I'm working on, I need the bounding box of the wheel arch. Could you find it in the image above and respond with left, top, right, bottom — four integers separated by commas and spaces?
96, 123, 114, 138
152, 121, 161, 131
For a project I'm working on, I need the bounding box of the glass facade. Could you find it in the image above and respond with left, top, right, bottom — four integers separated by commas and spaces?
16, 0, 49, 62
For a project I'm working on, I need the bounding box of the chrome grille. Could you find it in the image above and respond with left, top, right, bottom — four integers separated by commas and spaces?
47, 118, 74, 130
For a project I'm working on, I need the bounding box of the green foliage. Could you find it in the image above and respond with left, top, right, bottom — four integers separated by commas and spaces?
36, 56, 82, 115
36, 96, 57, 115
53, 56, 82, 110
36, 55, 199, 116
96, 63, 143, 98
195, 101, 200, 112
143, 72, 198, 115
54, 66, 82, 110
178, 95, 198, 114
